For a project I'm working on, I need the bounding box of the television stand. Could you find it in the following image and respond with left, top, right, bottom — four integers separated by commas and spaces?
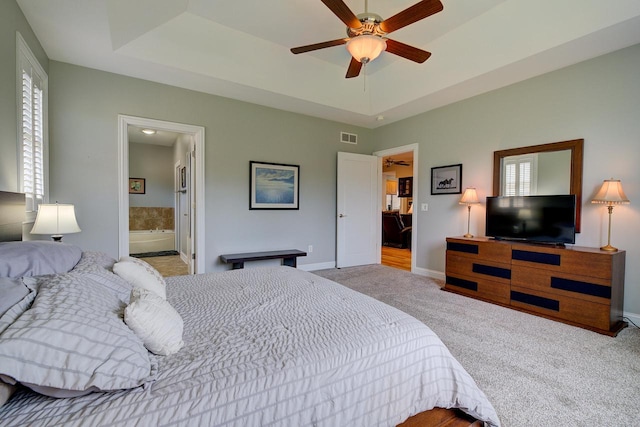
444, 236, 626, 336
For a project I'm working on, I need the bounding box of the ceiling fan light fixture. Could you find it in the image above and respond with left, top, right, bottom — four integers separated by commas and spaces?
346, 35, 386, 63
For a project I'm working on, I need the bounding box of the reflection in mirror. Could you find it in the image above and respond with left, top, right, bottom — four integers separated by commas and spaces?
500, 150, 571, 196
493, 139, 583, 232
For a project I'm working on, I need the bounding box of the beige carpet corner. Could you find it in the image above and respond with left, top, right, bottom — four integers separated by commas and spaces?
313, 264, 640, 427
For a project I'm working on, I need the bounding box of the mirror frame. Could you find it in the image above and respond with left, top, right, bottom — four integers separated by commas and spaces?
493, 139, 584, 232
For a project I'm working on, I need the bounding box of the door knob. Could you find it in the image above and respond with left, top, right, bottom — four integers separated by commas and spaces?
339, 214, 347, 218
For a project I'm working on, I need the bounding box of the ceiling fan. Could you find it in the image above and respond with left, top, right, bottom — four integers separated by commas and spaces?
290, 0, 444, 78
385, 158, 411, 167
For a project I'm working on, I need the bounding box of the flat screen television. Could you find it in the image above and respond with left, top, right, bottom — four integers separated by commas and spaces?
485, 195, 576, 245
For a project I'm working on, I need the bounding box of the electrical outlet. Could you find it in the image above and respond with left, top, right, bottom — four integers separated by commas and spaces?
308, 245, 313, 253
421, 203, 428, 211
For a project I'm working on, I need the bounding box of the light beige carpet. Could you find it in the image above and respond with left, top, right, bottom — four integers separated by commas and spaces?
313, 265, 640, 427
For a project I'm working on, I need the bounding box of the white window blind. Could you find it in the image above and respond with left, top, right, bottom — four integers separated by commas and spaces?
17, 32, 48, 215
503, 154, 537, 197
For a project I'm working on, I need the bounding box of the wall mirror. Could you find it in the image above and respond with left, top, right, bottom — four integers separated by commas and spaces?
493, 139, 584, 232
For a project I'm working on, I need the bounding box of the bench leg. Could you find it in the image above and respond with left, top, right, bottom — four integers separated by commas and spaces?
232, 262, 244, 269
282, 257, 297, 268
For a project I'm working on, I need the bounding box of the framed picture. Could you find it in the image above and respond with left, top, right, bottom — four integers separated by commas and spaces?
129, 178, 146, 194
431, 164, 462, 195
250, 161, 299, 210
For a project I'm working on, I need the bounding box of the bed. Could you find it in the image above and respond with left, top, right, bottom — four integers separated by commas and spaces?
0, 191, 500, 426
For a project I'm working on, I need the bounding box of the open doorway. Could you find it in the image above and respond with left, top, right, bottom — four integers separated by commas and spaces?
374, 144, 418, 272
117, 115, 205, 274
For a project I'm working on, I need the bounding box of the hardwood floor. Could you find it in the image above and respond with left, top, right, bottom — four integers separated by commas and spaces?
381, 246, 411, 271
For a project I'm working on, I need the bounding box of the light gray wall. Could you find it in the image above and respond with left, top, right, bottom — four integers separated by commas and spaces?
371, 43, 640, 317
0, 0, 48, 192
129, 143, 174, 207
48, 61, 373, 269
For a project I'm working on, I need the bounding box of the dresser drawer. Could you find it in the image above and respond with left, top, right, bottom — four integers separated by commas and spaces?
511, 265, 613, 305
445, 274, 510, 305
511, 245, 613, 280
510, 285, 611, 331
446, 252, 511, 285
446, 238, 511, 262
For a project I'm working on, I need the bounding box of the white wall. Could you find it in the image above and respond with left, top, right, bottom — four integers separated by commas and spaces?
129, 143, 174, 207
371, 43, 640, 317
47, 61, 374, 271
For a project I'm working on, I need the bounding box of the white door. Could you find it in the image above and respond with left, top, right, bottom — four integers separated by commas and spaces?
336, 152, 380, 268
188, 144, 196, 274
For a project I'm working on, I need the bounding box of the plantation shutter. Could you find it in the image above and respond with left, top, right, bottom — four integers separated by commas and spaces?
17, 32, 47, 215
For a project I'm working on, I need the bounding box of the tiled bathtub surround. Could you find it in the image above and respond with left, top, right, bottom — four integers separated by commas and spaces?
130, 207, 174, 231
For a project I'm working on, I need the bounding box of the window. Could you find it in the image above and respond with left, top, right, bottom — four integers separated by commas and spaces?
502, 154, 537, 196
17, 32, 48, 217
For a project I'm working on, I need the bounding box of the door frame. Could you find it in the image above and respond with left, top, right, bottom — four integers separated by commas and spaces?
373, 143, 418, 272
117, 115, 205, 274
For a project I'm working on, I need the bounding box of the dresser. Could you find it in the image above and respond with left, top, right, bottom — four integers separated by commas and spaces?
445, 236, 626, 336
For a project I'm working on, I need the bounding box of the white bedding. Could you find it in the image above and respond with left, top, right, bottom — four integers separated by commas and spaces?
0, 266, 499, 426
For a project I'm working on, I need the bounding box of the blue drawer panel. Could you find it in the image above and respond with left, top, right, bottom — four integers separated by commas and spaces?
446, 275, 478, 292
447, 242, 479, 254
511, 290, 560, 311
551, 277, 611, 299
512, 250, 561, 266
472, 263, 511, 280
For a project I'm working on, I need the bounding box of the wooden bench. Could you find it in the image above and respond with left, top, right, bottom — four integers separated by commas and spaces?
219, 249, 307, 270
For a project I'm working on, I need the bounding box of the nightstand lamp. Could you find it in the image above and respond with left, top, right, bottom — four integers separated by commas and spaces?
459, 187, 480, 238
591, 179, 629, 252
31, 203, 81, 242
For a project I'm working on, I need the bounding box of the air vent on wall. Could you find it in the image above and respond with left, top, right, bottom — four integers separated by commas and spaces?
340, 132, 357, 144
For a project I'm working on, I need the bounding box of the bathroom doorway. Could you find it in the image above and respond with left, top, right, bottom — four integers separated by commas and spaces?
117, 115, 205, 274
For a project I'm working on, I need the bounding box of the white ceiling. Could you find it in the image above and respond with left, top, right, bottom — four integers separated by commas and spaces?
17, 0, 640, 128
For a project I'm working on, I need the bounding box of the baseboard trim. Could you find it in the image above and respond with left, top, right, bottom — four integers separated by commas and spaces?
413, 267, 445, 281
300, 261, 336, 272
623, 311, 640, 327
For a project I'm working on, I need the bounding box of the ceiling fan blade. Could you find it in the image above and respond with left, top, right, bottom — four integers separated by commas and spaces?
321, 0, 362, 29
345, 57, 362, 78
379, 0, 443, 34
384, 39, 431, 63
291, 38, 349, 54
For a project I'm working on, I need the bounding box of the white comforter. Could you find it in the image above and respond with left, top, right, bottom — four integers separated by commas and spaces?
1, 266, 499, 426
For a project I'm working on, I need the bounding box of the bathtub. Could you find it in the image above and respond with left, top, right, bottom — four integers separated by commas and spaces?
129, 230, 176, 254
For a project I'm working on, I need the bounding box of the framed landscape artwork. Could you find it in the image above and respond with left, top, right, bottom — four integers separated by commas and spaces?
431, 164, 462, 195
129, 178, 146, 194
250, 161, 300, 210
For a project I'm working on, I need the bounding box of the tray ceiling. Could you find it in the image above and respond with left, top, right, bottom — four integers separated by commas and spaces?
17, 0, 640, 128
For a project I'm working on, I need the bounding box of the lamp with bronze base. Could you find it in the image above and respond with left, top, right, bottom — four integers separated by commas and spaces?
591, 179, 629, 252
459, 188, 480, 238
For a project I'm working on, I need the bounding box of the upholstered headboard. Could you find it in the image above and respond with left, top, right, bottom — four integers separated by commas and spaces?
0, 191, 25, 242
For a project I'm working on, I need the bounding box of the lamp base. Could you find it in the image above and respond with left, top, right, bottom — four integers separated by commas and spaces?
600, 244, 618, 252
463, 233, 473, 238
51, 235, 63, 242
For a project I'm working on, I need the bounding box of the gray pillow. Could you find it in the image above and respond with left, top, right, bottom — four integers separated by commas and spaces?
0, 271, 154, 397
0, 277, 29, 317
0, 241, 82, 278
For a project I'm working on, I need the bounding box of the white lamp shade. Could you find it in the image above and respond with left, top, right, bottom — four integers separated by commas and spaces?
591, 179, 630, 205
346, 35, 386, 63
31, 204, 81, 236
459, 187, 480, 205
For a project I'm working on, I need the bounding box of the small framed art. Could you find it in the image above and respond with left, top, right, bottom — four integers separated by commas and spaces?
250, 161, 299, 210
129, 178, 146, 194
431, 164, 462, 195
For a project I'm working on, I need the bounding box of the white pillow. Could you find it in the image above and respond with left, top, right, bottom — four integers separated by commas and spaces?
124, 288, 184, 356
113, 257, 166, 300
